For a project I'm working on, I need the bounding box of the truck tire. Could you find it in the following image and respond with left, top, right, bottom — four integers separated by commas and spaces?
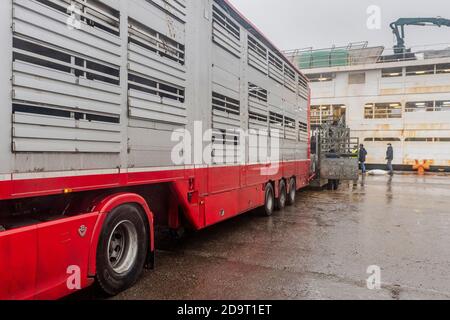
287, 178, 296, 206
260, 183, 275, 216
275, 180, 287, 211
96, 204, 149, 296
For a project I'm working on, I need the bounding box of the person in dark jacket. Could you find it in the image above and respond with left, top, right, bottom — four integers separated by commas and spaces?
359, 144, 368, 174
386, 144, 394, 175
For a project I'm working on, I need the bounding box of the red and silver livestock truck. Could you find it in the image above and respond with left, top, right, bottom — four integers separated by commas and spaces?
0, 0, 312, 299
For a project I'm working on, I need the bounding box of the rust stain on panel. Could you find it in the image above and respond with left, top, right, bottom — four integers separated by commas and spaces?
406, 86, 450, 94
381, 85, 450, 95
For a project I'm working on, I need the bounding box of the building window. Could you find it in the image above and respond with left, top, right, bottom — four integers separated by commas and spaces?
405, 137, 450, 142
405, 101, 434, 112
405, 138, 435, 142
365, 103, 402, 119
405, 65, 435, 76
404, 100, 450, 112
307, 73, 334, 82
311, 104, 346, 126
436, 63, 450, 74
364, 138, 401, 142
382, 67, 403, 78
435, 101, 450, 112
348, 72, 366, 84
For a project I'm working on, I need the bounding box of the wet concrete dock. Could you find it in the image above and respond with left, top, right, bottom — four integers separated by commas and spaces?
87, 174, 450, 300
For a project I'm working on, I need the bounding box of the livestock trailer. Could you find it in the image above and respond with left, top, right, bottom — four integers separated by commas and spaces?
0, 0, 311, 299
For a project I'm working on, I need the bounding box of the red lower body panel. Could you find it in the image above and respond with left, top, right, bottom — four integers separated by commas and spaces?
0, 213, 99, 300
0, 160, 311, 300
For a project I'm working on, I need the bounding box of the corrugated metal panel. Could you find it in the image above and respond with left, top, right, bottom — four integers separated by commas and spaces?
11, 0, 122, 153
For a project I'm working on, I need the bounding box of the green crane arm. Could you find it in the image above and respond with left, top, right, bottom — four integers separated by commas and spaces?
390, 17, 450, 54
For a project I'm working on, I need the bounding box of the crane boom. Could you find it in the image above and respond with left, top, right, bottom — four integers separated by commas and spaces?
390, 17, 450, 54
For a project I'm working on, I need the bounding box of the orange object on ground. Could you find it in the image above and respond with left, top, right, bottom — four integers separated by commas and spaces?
413, 160, 431, 175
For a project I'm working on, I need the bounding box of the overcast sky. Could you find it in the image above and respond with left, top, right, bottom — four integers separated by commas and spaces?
228, 0, 450, 53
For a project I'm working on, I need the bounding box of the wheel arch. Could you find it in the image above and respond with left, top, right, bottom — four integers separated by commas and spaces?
87, 193, 155, 277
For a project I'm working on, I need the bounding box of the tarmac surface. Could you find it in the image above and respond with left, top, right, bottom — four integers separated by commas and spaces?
76, 173, 450, 300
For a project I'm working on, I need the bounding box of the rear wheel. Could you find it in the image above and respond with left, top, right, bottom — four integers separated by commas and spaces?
260, 183, 275, 216
287, 178, 296, 206
96, 204, 149, 296
275, 180, 287, 210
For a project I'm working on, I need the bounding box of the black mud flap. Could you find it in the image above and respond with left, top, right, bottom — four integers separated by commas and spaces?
145, 250, 155, 270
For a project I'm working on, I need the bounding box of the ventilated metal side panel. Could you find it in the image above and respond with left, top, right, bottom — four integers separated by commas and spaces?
248, 35, 268, 75
284, 112, 297, 141
284, 65, 297, 93
211, 27, 242, 165
13, 113, 121, 153
127, 0, 187, 126
298, 76, 309, 100
298, 121, 308, 143
149, 0, 187, 22
211, 92, 241, 164
212, 4, 241, 58
12, 0, 122, 153
268, 52, 284, 85
248, 83, 268, 131
296, 94, 309, 159
269, 108, 284, 139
